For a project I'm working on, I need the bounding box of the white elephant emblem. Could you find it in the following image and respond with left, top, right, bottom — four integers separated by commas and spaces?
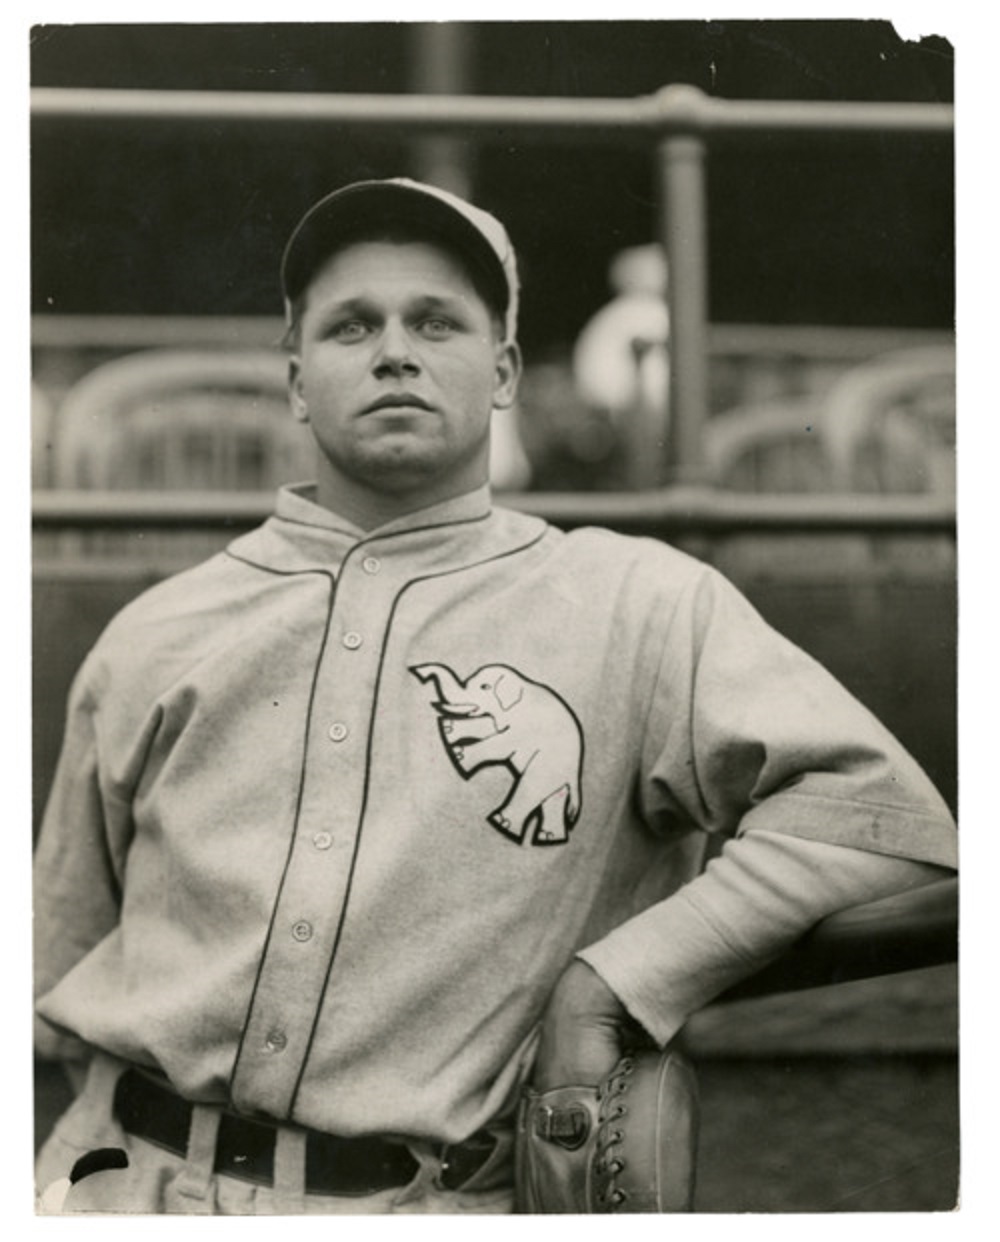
410, 662, 584, 846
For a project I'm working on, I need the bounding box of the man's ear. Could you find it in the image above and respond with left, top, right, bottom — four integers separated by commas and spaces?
288, 356, 309, 424
492, 340, 522, 411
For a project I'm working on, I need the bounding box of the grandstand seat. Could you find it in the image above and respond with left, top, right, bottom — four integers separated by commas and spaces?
703, 396, 833, 493
51, 349, 313, 492
818, 345, 956, 495
32, 382, 56, 488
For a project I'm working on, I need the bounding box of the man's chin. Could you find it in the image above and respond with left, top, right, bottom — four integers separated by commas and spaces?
357, 446, 447, 491
335, 442, 481, 497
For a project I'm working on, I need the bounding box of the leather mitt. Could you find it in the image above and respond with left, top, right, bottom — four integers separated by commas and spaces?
514, 1044, 699, 1213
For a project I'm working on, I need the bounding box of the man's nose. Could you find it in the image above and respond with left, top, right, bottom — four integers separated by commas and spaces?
372, 320, 420, 378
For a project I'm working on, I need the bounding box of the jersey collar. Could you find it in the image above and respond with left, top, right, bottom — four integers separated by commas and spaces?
225, 481, 542, 578
274, 481, 492, 540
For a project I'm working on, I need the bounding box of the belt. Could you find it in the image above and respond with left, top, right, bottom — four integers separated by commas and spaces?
113, 1067, 496, 1196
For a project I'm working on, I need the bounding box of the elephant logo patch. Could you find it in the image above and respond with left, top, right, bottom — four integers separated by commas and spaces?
410, 662, 584, 847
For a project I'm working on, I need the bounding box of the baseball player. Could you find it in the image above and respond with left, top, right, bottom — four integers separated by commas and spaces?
33, 178, 957, 1214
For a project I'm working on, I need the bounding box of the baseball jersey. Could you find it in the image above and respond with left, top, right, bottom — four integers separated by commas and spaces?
33, 482, 956, 1144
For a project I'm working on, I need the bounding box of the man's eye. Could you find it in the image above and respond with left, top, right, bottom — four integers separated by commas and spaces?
418, 317, 456, 339
331, 319, 370, 342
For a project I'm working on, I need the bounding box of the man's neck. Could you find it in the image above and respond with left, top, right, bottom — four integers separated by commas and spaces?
314, 466, 489, 532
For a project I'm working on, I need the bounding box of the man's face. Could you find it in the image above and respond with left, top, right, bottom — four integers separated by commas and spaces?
289, 239, 521, 518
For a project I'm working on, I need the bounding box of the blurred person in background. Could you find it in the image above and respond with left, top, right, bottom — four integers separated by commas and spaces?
572, 242, 670, 449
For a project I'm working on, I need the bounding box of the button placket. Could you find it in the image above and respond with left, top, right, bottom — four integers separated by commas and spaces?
338, 547, 388, 652
231, 546, 394, 1118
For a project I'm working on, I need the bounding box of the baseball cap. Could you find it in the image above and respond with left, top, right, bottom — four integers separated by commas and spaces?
280, 177, 520, 341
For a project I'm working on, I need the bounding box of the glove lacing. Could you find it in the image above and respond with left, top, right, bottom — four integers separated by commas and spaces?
593, 1054, 636, 1211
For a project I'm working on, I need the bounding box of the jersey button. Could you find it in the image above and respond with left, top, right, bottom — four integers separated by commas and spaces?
264, 1031, 287, 1053
362, 556, 381, 575
292, 920, 313, 942
312, 831, 333, 851
327, 721, 349, 743
343, 631, 363, 650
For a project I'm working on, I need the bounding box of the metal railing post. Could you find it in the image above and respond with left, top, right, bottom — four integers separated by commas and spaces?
411, 23, 475, 198
656, 89, 710, 485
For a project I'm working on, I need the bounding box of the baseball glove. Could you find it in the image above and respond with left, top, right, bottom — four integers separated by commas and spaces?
514, 1043, 699, 1213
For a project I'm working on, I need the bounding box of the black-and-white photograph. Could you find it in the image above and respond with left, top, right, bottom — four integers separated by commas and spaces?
27, 14, 962, 1219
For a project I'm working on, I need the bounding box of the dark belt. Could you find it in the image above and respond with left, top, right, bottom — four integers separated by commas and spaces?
113, 1067, 496, 1196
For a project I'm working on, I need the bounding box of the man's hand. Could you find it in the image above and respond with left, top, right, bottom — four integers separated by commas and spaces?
532, 959, 654, 1091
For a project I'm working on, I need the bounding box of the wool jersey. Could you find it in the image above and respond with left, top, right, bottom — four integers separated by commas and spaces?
33, 483, 956, 1144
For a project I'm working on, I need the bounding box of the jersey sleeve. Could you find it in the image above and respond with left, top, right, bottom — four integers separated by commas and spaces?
579, 828, 951, 1045
32, 658, 134, 1064
636, 563, 956, 868
579, 563, 956, 1043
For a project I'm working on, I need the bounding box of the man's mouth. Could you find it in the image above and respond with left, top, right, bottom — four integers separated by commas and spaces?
363, 393, 434, 415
